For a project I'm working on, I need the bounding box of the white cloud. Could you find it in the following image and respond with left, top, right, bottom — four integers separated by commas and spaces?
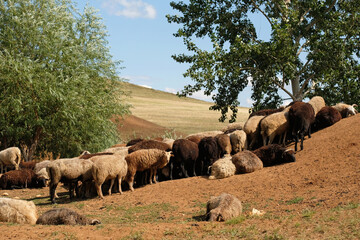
102, 0, 156, 19
164, 87, 177, 94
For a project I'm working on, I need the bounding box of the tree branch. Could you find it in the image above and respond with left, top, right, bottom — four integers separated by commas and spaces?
271, 77, 295, 99
251, 0, 273, 27
305, 0, 337, 32
296, 40, 309, 57
299, 73, 315, 95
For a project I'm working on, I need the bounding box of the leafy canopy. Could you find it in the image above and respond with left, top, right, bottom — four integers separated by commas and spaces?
0, 0, 129, 160
167, 0, 360, 122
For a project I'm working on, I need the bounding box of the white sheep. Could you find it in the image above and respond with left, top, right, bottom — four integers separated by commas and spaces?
332, 103, 358, 118
47, 158, 93, 203
243, 115, 265, 150
229, 130, 248, 153
91, 154, 128, 199
0, 147, 22, 173
125, 149, 171, 191
185, 131, 223, 140
209, 156, 236, 180
222, 122, 243, 134
260, 107, 290, 146
308, 96, 326, 116
0, 198, 37, 224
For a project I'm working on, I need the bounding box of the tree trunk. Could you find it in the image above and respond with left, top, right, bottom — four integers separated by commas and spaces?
291, 76, 303, 101
20, 127, 42, 162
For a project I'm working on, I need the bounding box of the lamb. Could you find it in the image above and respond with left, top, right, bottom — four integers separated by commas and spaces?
215, 133, 232, 157
229, 130, 248, 154
243, 115, 265, 150
170, 139, 199, 179
0, 198, 37, 224
0, 147, 22, 173
222, 122, 243, 134
260, 107, 290, 146
47, 158, 93, 203
231, 150, 263, 174
0, 169, 45, 189
206, 193, 243, 222
313, 106, 342, 132
91, 154, 128, 199
36, 208, 100, 225
253, 144, 296, 167
332, 103, 358, 118
308, 96, 326, 116
128, 139, 171, 154
125, 149, 171, 191
248, 106, 285, 119
197, 137, 220, 175
208, 156, 236, 180
288, 101, 315, 151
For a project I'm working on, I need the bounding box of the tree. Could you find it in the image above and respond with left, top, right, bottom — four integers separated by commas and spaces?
0, 0, 129, 161
167, 0, 360, 122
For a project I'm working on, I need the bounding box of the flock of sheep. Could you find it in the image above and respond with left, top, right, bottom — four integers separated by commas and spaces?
0, 96, 357, 225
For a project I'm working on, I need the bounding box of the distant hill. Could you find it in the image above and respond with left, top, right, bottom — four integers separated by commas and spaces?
115, 82, 249, 142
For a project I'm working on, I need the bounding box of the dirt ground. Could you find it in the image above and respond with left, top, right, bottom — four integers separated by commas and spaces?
0, 114, 359, 239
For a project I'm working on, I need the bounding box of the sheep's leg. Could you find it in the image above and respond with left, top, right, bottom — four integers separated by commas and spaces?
282, 132, 287, 146
118, 176, 123, 194
108, 179, 114, 196
294, 135, 298, 152
268, 134, 275, 145
192, 161, 196, 177
169, 161, 174, 180
95, 182, 104, 199
262, 134, 267, 146
50, 183, 58, 204
69, 183, 75, 199
181, 162, 188, 178
127, 174, 135, 192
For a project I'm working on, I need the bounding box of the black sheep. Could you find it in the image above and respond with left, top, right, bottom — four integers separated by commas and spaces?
171, 139, 199, 179
252, 144, 296, 167
197, 137, 220, 175
313, 106, 342, 132
288, 101, 315, 151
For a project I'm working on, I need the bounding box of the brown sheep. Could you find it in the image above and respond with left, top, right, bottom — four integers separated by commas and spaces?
171, 139, 199, 179
125, 149, 171, 191
19, 161, 37, 170
231, 150, 263, 174
0, 169, 45, 189
36, 208, 100, 225
252, 144, 296, 167
313, 106, 342, 132
215, 134, 232, 157
128, 139, 171, 154
206, 193, 243, 222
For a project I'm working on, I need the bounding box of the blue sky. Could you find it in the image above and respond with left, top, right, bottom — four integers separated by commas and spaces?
73, 0, 274, 107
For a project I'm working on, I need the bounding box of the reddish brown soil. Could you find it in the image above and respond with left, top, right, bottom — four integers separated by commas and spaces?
0, 114, 359, 239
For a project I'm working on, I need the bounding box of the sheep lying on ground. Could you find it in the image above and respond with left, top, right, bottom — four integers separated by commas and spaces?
0, 147, 22, 173
36, 208, 100, 225
47, 158, 93, 203
0, 198, 37, 224
231, 150, 263, 174
229, 130, 247, 154
243, 115, 265, 150
125, 149, 171, 191
209, 156, 236, 180
313, 106, 342, 132
260, 107, 290, 146
222, 122, 243, 134
215, 134, 232, 157
91, 154, 128, 199
197, 137, 220, 175
171, 139, 198, 179
332, 103, 358, 118
288, 101, 315, 151
0, 169, 45, 189
128, 140, 171, 154
206, 193, 242, 222
253, 144, 296, 167
308, 96, 326, 116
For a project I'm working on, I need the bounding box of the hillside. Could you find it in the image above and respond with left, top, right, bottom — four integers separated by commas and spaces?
1, 114, 359, 239
118, 82, 249, 139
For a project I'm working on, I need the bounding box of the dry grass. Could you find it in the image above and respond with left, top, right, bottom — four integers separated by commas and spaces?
122, 83, 249, 135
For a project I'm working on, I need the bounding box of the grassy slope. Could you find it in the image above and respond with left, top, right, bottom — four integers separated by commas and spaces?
122, 82, 249, 136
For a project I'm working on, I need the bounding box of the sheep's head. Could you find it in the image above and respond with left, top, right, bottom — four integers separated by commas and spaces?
165, 151, 172, 163
207, 209, 224, 222
282, 149, 296, 163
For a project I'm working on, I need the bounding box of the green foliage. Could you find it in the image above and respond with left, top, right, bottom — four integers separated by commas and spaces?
0, 0, 129, 159
167, 0, 360, 121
